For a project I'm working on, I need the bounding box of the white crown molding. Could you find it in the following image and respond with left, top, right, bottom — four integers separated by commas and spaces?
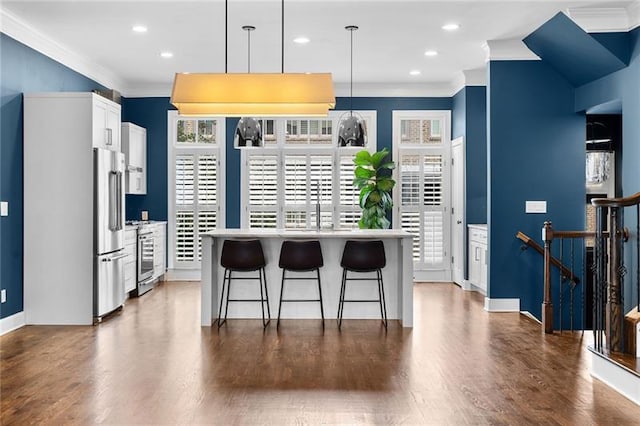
123, 83, 173, 98
334, 82, 455, 98
0, 8, 125, 92
629, 1, 640, 30
567, 7, 632, 33
451, 67, 487, 95
482, 39, 540, 62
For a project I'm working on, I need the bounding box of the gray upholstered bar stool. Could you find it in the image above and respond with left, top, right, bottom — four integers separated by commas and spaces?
337, 240, 387, 329
277, 240, 325, 328
217, 239, 271, 328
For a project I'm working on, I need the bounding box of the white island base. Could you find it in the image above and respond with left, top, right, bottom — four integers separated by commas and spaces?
201, 229, 414, 327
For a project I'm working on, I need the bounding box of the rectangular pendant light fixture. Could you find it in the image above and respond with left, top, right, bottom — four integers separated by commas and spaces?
170, 72, 335, 117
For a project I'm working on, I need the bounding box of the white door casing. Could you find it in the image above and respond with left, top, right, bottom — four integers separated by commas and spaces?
451, 137, 465, 286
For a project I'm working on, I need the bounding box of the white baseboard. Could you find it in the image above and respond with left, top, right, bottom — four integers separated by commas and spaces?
460, 279, 472, 291
484, 297, 520, 312
1, 311, 25, 336
590, 349, 640, 405
521, 311, 542, 324
164, 269, 201, 281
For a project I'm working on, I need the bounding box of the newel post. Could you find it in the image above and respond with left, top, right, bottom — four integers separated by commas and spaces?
542, 221, 554, 333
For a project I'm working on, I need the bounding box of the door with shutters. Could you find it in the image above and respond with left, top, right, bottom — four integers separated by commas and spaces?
168, 112, 225, 270
392, 111, 452, 281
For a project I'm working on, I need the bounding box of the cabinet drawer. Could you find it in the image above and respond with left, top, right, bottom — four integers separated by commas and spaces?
125, 229, 137, 244
470, 230, 487, 245
124, 243, 136, 263
124, 262, 136, 292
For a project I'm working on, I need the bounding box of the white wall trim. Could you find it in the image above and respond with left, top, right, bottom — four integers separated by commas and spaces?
567, 7, 633, 33
0, 311, 25, 336
629, 2, 640, 31
0, 9, 125, 92
590, 349, 640, 405
451, 68, 488, 95
521, 311, 542, 324
482, 39, 541, 62
484, 297, 520, 312
164, 269, 201, 282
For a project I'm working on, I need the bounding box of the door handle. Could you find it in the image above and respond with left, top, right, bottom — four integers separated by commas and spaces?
456, 220, 462, 224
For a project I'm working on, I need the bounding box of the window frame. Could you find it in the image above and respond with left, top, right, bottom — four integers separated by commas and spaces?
392, 110, 452, 280
240, 111, 377, 229
167, 111, 226, 270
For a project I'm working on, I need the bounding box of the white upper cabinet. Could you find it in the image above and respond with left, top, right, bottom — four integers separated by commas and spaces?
92, 95, 121, 151
121, 122, 147, 195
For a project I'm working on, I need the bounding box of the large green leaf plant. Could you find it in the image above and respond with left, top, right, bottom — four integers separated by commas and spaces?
353, 148, 396, 229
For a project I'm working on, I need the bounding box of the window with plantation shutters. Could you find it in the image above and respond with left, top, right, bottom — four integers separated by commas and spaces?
169, 113, 225, 270
393, 111, 451, 280
241, 112, 376, 229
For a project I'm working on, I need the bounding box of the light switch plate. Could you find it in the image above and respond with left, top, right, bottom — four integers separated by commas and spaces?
0, 201, 8, 217
526, 200, 547, 214
1, 289, 6, 304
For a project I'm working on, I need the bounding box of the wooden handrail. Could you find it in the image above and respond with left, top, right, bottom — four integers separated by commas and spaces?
516, 231, 580, 284
592, 191, 640, 208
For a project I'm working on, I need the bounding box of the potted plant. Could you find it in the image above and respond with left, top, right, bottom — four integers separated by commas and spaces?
353, 148, 396, 229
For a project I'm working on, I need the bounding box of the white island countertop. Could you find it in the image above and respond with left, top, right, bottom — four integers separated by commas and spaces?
200, 229, 414, 327
201, 228, 413, 239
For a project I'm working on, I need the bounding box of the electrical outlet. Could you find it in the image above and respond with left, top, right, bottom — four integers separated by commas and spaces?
0, 201, 8, 217
1, 289, 6, 304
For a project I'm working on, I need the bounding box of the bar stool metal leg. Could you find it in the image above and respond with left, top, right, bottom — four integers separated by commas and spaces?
338, 269, 347, 329
258, 267, 270, 328
377, 269, 388, 328
317, 268, 325, 327
277, 269, 286, 328
217, 268, 230, 327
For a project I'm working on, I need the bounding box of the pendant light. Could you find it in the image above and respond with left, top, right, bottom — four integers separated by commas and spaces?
234, 25, 263, 148
170, 0, 335, 117
337, 25, 367, 147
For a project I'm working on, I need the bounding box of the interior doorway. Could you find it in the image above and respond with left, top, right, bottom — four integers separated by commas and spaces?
451, 137, 465, 286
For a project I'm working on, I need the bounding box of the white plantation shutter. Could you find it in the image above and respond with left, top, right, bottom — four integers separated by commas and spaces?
338, 155, 361, 229
175, 210, 195, 262
394, 111, 450, 277
247, 153, 279, 228
169, 114, 224, 269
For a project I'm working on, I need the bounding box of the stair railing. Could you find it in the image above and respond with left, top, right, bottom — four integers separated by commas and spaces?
591, 192, 640, 354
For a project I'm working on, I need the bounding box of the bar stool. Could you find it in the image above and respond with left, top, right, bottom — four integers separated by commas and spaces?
217, 239, 271, 328
337, 240, 387, 329
277, 240, 325, 328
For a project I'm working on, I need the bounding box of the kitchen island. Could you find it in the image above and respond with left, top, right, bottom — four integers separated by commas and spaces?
201, 229, 414, 327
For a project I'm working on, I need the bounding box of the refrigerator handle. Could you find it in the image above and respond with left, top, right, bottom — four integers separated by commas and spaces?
109, 171, 117, 231
117, 171, 124, 231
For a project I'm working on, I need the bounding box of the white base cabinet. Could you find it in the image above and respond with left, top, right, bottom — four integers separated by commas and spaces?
468, 224, 488, 294
152, 222, 167, 281
124, 228, 138, 293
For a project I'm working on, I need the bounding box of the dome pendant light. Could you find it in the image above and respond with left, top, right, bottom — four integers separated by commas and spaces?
338, 25, 367, 147
235, 25, 263, 148
170, 0, 335, 117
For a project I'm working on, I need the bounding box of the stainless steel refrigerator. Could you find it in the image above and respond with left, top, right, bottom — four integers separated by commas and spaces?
94, 148, 126, 318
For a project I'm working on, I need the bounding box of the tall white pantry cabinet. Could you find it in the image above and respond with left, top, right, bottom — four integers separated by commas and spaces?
24, 92, 121, 325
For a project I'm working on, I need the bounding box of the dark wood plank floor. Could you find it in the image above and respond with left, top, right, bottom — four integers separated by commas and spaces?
2, 281, 639, 424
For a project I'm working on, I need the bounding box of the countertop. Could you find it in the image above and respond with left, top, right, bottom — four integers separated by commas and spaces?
201, 228, 413, 239
467, 224, 487, 231
125, 220, 167, 230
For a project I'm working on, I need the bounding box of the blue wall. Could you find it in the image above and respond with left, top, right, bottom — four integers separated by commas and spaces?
122, 96, 452, 228
0, 34, 106, 319
452, 86, 487, 226
575, 28, 640, 312
487, 60, 585, 321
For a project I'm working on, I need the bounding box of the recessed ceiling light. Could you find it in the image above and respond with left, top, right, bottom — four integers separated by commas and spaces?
424, 50, 438, 57
442, 23, 460, 31
409, 70, 421, 76
132, 25, 147, 33
293, 37, 310, 44
160, 52, 173, 58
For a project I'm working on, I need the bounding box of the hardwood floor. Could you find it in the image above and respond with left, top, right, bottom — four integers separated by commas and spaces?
2, 281, 639, 425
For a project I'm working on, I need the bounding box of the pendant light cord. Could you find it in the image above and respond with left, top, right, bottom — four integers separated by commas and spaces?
225, 0, 228, 73
281, 0, 285, 73
350, 27, 353, 116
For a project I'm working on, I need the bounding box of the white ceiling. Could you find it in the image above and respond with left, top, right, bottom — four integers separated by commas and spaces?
1, 0, 637, 97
